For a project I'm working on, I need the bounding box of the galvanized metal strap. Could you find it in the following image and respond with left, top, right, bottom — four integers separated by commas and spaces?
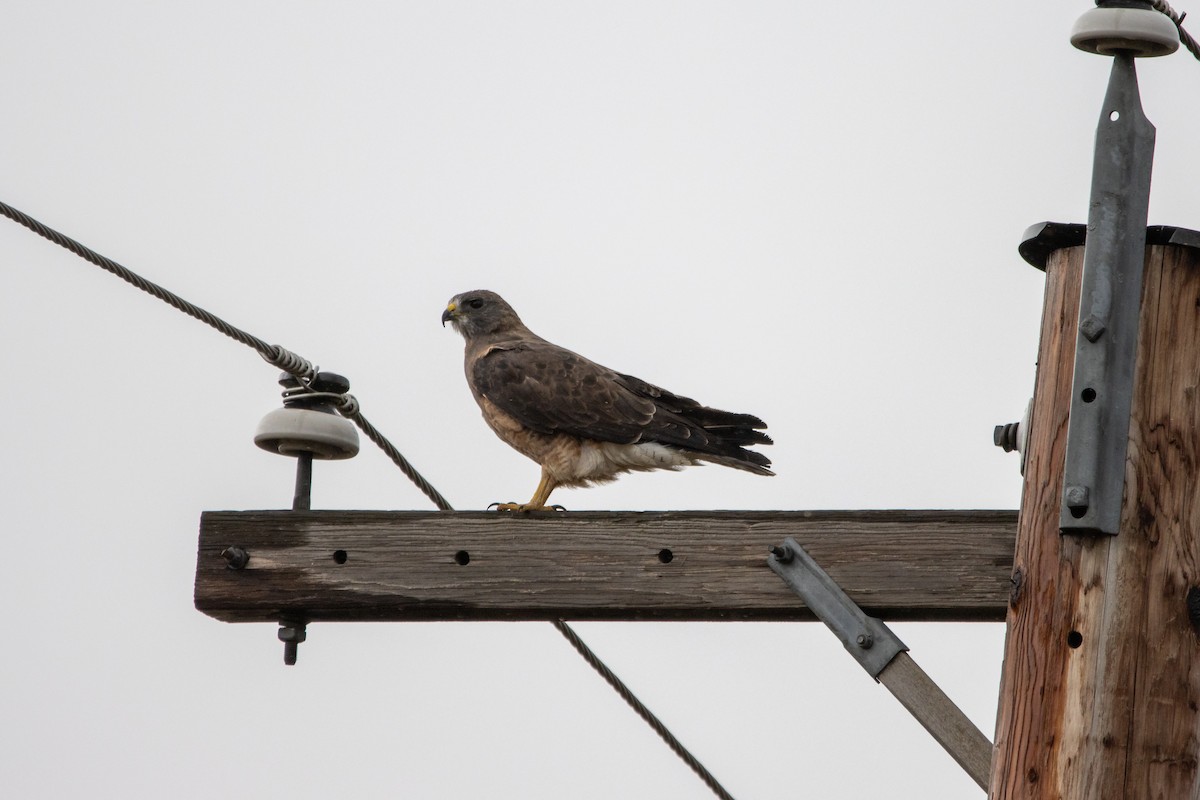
768, 538, 906, 678
1060, 52, 1157, 536
768, 538, 993, 791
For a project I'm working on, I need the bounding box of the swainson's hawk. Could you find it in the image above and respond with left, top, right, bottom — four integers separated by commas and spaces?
442, 290, 773, 510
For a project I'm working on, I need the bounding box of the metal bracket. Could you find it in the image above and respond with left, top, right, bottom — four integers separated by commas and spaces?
768, 538, 906, 679
768, 538, 993, 791
1060, 52, 1156, 536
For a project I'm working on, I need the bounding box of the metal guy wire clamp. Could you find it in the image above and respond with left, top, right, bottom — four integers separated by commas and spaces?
767, 541, 907, 678
768, 539, 993, 791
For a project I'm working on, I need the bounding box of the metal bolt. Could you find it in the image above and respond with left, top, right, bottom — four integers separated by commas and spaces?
769, 544, 794, 564
277, 626, 305, 643
221, 546, 250, 570
1079, 313, 1108, 342
856, 633, 874, 649
1065, 485, 1091, 519
278, 621, 307, 666
993, 422, 1021, 453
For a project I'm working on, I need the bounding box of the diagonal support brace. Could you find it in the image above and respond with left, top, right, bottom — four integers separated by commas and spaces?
769, 538, 993, 792
767, 540, 907, 677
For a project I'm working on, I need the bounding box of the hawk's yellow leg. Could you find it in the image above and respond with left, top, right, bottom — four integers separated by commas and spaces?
493, 468, 563, 512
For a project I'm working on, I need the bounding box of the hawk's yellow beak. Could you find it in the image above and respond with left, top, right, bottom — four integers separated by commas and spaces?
441, 302, 457, 327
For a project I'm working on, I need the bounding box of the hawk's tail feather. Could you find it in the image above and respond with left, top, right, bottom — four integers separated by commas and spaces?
670, 403, 768, 434
696, 449, 775, 476
688, 408, 767, 428
702, 426, 773, 447
676, 406, 772, 451
667, 416, 774, 474
615, 371, 773, 474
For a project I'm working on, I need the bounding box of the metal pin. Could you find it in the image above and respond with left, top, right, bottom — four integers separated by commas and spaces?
278, 621, 307, 666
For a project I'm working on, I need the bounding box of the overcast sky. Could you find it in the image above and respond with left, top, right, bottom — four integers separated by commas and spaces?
3, 2, 1199, 798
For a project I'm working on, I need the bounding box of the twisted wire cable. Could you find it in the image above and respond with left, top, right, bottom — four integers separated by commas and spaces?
0, 199, 316, 379
551, 619, 736, 800
1151, 0, 1200, 59
337, 396, 454, 512
2, 198, 732, 800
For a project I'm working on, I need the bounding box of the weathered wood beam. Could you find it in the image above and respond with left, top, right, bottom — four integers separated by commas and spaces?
194, 510, 1017, 623
879, 651, 994, 790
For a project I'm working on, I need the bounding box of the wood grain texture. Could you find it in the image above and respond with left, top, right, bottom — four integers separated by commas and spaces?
193, 510, 1016, 623
878, 651, 993, 791
990, 242, 1200, 798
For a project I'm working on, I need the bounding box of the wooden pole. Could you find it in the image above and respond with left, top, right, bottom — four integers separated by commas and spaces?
990, 229, 1200, 797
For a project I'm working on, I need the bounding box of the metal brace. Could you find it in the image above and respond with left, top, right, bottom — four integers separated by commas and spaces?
1060, 52, 1156, 536
768, 538, 994, 791
768, 538, 906, 679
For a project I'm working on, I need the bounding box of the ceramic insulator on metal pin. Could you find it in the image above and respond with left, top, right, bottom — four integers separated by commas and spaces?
1071, 2, 1180, 57
254, 372, 360, 460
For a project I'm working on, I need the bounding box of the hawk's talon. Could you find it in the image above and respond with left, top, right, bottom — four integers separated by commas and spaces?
488, 502, 564, 513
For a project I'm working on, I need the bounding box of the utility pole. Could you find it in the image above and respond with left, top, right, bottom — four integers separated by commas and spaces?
990, 4, 1200, 796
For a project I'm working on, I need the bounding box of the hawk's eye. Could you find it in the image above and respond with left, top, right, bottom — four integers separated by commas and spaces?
468, 298, 484, 310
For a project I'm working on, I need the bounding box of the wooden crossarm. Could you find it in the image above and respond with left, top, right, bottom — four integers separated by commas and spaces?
194, 510, 1017, 624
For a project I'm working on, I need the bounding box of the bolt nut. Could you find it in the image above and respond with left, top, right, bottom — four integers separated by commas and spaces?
769, 544, 794, 564
277, 625, 307, 644
221, 546, 250, 570
856, 633, 874, 649
1079, 313, 1107, 343
994, 422, 1021, 452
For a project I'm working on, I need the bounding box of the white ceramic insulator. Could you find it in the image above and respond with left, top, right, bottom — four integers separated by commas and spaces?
1018, 398, 1032, 476
1071, 6, 1180, 57
255, 407, 360, 460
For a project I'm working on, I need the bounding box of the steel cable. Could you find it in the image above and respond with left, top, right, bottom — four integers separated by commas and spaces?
0, 200, 316, 378
337, 395, 454, 512
1151, 0, 1200, 61
552, 619, 737, 800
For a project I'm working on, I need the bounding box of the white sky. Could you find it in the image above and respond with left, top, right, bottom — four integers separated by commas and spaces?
2, 2, 1198, 798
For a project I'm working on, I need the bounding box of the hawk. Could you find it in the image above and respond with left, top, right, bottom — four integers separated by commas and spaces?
442, 290, 773, 511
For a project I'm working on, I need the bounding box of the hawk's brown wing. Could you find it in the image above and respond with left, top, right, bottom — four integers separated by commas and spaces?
472, 341, 653, 444
471, 341, 772, 470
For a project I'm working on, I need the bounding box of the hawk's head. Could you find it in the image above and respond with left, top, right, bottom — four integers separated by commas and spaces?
442, 290, 524, 339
